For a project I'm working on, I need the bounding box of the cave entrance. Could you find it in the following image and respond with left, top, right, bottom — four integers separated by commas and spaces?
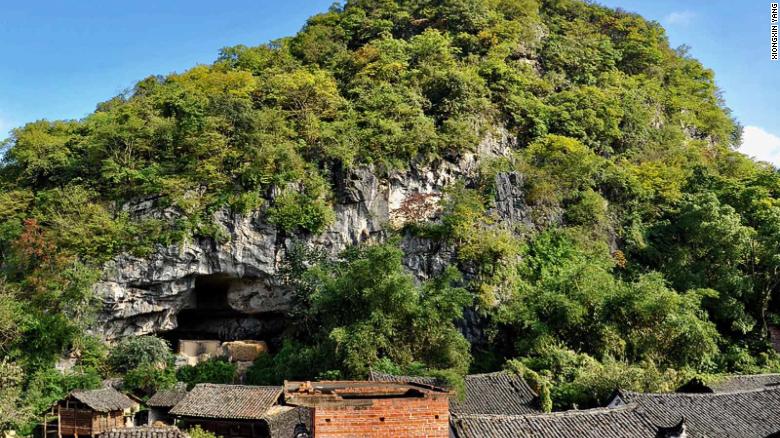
192, 274, 233, 311
159, 274, 287, 350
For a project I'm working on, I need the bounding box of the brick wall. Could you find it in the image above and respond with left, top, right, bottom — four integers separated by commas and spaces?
311, 396, 450, 438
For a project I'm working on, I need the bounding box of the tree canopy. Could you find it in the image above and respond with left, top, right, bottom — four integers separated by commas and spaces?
0, 0, 777, 428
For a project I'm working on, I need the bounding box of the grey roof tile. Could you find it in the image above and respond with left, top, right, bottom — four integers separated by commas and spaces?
70, 387, 136, 412
707, 373, 780, 393
147, 383, 188, 408
368, 370, 541, 415
618, 386, 780, 437
451, 404, 659, 438
169, 384, 282, 420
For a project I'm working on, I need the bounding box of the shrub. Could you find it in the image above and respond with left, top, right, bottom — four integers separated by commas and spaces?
564, 189, 608, 226
245, 340, 335, 385
268, 190, 334, 234
123, 363, 176, 397
107, 336, 172, 373
515, 343, 689, 410
0, 360, 30, 431
176, 358, 236, 388
186, 425, 218, 438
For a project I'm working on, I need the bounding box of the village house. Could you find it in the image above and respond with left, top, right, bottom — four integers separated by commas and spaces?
168, 384, 309, 438
450, 404, 687, 438
369, 370, 542, 415
609, 386, 780, 437
283, 380, 451, 438
145, 383, 188, 426
453, 381, 780, 437
49, 387, 139, 438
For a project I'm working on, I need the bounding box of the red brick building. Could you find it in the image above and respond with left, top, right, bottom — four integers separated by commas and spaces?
283, 380, 451, 438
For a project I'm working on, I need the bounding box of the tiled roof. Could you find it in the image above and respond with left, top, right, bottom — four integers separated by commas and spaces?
99, 427, 188, 438
617, 386, 780, 437
169, 384, 282, 420
707, 373, 780, 393
456, 372, 540, 415
450, 404, 660, 438
454, 385, 780, 437
69, 387, 136, 412
263, 406, 311, 438
147, 383, 188, 408
369, 370, 540, 415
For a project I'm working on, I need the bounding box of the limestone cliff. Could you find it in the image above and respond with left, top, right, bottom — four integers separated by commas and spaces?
93, 129, 529, 340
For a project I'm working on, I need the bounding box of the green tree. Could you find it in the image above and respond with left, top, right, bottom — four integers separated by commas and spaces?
124, 364, 176, 397
284, 242, 472, 378
510, 229, 719, 368
176, 358, 237, 388
107, 336, 172, 373
0, 0, 770, 419
0, 360, 31, 431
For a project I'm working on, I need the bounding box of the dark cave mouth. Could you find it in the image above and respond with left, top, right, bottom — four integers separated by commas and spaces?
159, 274, 287, 348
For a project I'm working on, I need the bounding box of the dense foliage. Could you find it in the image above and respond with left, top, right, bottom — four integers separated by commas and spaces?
107, 336, 173, 373
176, 358, 237, 389
246, 242, 471, 384
0, 0, 778, 429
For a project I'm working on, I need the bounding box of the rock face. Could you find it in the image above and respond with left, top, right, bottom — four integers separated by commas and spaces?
94, 213, 280, 338
93, 130, 520, 340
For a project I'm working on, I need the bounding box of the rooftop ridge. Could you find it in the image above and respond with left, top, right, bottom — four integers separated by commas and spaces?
193, 383, 282, 389
717, 372, 780, 377
464, 371, 510, 378
452, 403, 641, 420
620, 384, 780, 398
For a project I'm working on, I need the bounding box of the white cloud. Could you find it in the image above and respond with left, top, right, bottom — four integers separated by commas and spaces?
738, 125, 780, 167
664, 11, 695, 26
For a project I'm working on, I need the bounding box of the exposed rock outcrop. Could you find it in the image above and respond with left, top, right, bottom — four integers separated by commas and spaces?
93, 130, 519, 340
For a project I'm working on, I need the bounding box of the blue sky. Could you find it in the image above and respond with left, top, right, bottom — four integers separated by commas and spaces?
1, 1, 778, 164
0, 0, 333, 135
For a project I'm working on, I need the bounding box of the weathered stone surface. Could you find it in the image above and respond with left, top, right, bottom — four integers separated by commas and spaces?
493, 171, 530, 225
226, 279, 289, 314
222, 340, 268, 362
93, 130, 519, 340
177, 340, 222, 357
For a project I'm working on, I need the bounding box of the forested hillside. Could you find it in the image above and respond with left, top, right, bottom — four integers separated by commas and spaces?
2, 0, 779, 430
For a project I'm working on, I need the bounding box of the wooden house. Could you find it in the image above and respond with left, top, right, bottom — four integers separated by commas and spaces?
52, 387, 137, 438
